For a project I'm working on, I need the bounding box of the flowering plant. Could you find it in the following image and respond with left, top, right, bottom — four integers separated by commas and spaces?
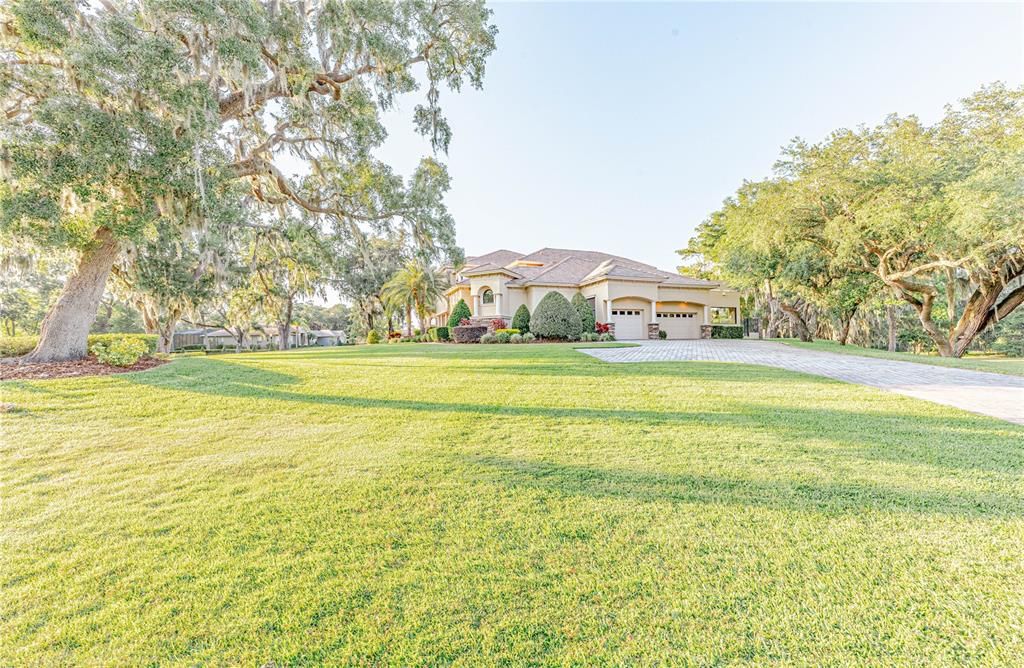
595, 322, 611, 334
491, 318, 507, 330
459, 318, 473, 326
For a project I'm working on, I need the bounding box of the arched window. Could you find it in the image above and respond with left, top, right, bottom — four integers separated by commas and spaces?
481, 288, 494, 304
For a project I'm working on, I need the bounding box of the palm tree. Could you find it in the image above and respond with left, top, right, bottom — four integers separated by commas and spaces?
381, 260, 449, 337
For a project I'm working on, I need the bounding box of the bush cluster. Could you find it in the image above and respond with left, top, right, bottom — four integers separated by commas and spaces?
530, 292, 583, 340
91, 337, 149, 367
710, 325, 743, 339
367, 331, 382, 344
598, 333, 615, 342
447, 299, 472, 330
494, 328, 519, 336
658, 329, 668, 340
0, 333, 158, 358
428, 326, 450, 342
579, 332, 599, 342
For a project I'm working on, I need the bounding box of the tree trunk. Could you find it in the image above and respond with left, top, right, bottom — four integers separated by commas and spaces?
780, 301, 813, 342
24, 227, 120, 362
837, 316, 851, 346
406, 304, 413, 337
278, 295, 294, 350
886, 305, 897, 352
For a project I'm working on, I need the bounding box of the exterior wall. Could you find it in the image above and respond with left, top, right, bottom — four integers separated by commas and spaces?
525, 285, 578, 311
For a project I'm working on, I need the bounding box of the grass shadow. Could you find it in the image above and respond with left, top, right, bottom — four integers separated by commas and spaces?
459, 454, 1024, 518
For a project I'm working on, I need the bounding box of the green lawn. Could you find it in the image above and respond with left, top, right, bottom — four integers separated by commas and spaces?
2, 344, 1023, 664
778, 338, 1024, 377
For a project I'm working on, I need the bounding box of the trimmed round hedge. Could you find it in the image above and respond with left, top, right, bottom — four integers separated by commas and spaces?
530, 292, 583, 340
571, 293, 596, 333
511, 304, 531, 334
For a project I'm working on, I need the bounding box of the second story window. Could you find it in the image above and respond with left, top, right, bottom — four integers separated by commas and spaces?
482, 289, 494, 304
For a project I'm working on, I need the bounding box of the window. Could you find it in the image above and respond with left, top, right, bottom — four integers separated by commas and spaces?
611, 310, 641, 316
710, 307, 736, 324
657, 312, 696, 318
481, 289, 494, 304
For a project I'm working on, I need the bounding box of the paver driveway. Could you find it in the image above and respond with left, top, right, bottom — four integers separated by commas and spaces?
579, 340, 1024, 426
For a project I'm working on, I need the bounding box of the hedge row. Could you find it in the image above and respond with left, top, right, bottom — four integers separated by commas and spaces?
710, 325, 743, 339
0, 333, 158, 358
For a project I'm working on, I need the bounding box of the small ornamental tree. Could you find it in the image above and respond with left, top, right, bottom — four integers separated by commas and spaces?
448, 299, 472, 330
571, 293, 596, 333
511, 304, 531, 333
531, 292, 583, 340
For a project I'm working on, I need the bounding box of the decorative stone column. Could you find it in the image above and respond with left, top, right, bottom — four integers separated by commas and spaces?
495, 292, 503, 319
648, 323, 661, 339
473, 293, 481, 315
703, 305, 710, 325
650, 300, 658, 324
701, 325, 713, 339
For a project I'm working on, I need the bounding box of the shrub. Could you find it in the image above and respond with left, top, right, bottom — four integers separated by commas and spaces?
571, 293, 596, 333
711, 325, 743, 339
522, 332, 536, 343
530, 292, 583, 340
579, 332, 598, 342
452, 325, 487, 343
495, 331, 511, 344
511, 304, 531, 333
480, 333, 497, 344
595, 322, 610, 335
414, 328, 421, 335
434, 326, 450, 342
367, 331, 381, 344
448, 299, 472, 330
658, 329, 668, 340
90, 338, 149, 367
598, 333, 615, 342
490, 318, 507, 331
0, 335, 38, 357
88, 333, 157, 354
494, 328, 520, 335
510, 333, 523, 344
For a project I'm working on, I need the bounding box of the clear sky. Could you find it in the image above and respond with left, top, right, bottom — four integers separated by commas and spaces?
375, 1, 1023, 272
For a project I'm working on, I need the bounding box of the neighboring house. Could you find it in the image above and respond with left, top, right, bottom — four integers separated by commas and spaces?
262, 325, 314, 348
172, 328, 211, 350
430, 248, 742, 340
312, 329, 347, 346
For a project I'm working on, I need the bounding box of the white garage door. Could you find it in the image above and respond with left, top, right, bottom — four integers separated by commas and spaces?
611, 309, 645, 340
657, 312, 700, 339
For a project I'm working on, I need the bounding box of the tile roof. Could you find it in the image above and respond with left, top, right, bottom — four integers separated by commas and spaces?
461, 247, 720, 289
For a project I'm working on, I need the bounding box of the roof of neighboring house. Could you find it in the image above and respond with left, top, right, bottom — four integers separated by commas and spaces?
459, 248, 720, 289
205, 329, 234, 338
312, 329, 337, 337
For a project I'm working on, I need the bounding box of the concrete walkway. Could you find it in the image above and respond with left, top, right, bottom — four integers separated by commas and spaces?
578, 340, 1024, 426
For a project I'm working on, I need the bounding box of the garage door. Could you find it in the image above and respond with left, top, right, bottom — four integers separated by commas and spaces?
657, 311, 700, 339
611, 309, 644, 339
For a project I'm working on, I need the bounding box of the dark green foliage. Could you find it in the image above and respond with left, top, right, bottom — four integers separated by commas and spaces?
448, 299, 472, 329
0, 333, 159, 359
658, 329, 667, 340
571, 293, 596, 333
511, 304, 531, 333
711, 325, 743, 339
495, 332, 511, 344
531, 292, 583, 340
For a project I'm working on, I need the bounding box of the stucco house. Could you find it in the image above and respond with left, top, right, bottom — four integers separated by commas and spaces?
430, 248, 741, 340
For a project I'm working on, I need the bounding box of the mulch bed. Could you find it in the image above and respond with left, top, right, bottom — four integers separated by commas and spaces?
0, 355, 168, 381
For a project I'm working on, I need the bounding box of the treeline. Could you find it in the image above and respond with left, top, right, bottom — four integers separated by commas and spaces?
682, 84, 1024, 357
